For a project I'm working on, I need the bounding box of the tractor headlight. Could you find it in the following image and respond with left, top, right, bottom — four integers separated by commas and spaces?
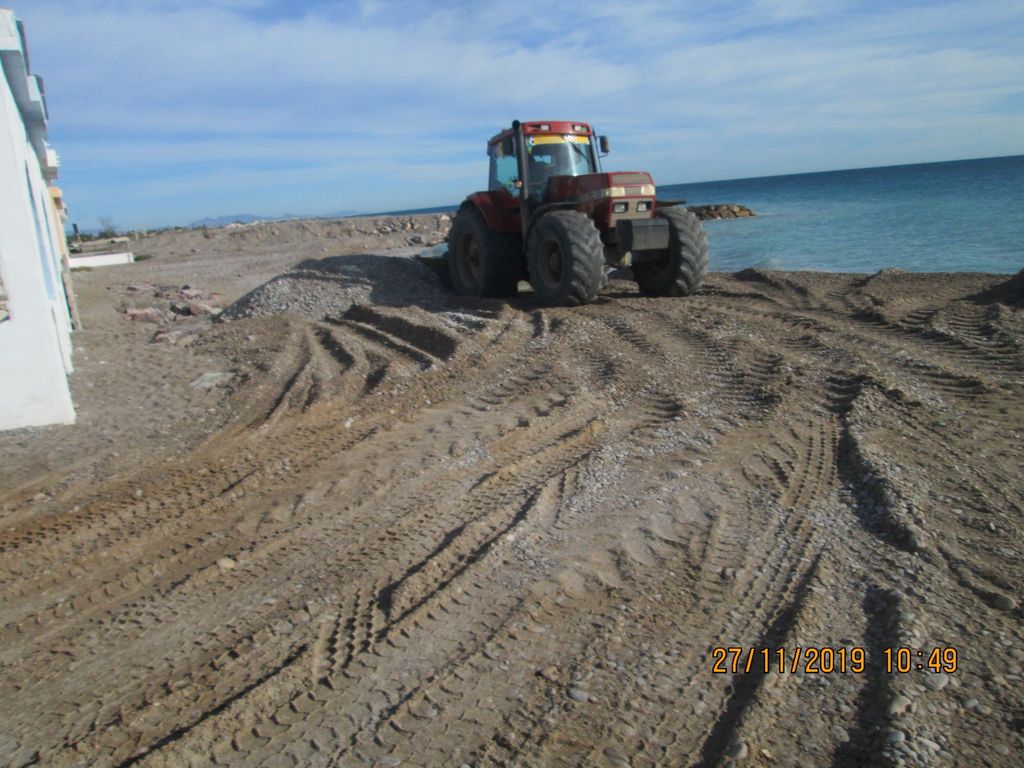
636, 201, 650, 212
613, 201, 628, 214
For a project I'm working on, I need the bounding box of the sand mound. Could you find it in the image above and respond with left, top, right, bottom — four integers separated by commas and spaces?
137, 214, 453, 256
972, 268, 1024, 306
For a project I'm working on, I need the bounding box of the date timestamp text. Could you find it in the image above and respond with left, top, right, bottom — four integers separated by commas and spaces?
711, 646, 958, 674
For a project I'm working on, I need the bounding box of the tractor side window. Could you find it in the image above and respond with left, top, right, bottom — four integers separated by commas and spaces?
488, 142, 520, 197
495, 156, 519, 195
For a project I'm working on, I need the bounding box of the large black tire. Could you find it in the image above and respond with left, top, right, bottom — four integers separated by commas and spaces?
526, 211, 605, 306
446, 205, 520, 298
633, 207, 709, 296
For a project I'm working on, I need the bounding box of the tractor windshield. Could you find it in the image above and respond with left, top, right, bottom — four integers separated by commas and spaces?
527, 135, 595, 175
525, 135, 595, 198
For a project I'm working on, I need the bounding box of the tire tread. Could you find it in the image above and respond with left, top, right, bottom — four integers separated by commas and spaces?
634, 207, 709, 297
527, 211, 605, 306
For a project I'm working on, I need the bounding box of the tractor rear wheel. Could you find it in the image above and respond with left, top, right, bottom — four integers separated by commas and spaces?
527, 211, 605, 306
633, 207, 708, 296
446, 205, 520, 298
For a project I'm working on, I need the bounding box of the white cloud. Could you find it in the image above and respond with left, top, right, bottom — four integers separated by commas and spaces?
9, 0, 1024, 227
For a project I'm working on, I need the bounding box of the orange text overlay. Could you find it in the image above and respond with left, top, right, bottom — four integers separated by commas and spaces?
711, 647, 959, 674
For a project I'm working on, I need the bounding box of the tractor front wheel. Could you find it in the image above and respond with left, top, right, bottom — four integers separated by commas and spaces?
633, 207, 709, 296
527, 211, 605, 306
446, 205, 520, 298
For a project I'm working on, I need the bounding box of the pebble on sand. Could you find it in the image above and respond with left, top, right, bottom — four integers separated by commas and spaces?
726, 740, 749, 759
602, 745, 630, 766
888, 695, 912, 716
190, 371, 233, 390
989, 593, 1017, 611
885, 729, 906, 746
924, 672, 949, 692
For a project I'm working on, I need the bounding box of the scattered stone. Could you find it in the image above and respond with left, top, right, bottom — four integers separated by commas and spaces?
187, 299, 221, 317
726, 740, 749, 759
888, 695, 912, 716
537, 666, 559, 682
924, 672, 950, 692
885, 729, 906, 746
122, 285, 222, 325
567, 687, 589, 703
411, 702, 438, 719
190, 372, 233, 390
124, 306, 174, 325
602, 745, 630, 766
988, 593, 1017, 611
182, 287, 219, 302
152, 328, 199, 345
216, 557, 236, 571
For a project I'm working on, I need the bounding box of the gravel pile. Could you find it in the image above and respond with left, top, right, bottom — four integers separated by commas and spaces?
222, 252, 450, 322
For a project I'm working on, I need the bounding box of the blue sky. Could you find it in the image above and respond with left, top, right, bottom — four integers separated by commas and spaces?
11, 0, 1024, 230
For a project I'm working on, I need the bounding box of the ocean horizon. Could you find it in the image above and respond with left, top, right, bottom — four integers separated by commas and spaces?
662, 154, 1023, 274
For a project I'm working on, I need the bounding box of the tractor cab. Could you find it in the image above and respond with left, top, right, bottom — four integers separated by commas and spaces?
487, 121, 602, 205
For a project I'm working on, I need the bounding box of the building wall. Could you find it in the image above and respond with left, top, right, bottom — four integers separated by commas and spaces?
0, 9, 75, 430
0, 252, 7, 322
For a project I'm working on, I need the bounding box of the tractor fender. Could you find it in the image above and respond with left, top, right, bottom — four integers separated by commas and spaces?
465, 190, 521, 234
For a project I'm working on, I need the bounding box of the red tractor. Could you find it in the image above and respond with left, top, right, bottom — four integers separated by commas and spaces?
446, 119, 709, 306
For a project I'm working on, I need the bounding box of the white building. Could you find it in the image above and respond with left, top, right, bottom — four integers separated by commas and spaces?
0, 8, 76, 430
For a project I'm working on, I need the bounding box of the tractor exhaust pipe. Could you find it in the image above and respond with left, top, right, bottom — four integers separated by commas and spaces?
513, 119, 530, 245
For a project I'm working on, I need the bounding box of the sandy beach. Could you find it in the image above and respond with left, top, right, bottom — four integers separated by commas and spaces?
0, 215, 1021, 767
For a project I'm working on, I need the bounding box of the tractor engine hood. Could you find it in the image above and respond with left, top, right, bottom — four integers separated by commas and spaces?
546, 172, 656, 203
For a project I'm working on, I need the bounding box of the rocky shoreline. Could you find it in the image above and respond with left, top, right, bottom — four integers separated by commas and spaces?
687, 203, 755, 220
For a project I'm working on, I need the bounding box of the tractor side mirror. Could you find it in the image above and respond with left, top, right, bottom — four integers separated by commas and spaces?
599, 135, 610, 155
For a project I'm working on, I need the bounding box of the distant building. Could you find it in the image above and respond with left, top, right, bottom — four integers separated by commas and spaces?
0, 8, 77, 429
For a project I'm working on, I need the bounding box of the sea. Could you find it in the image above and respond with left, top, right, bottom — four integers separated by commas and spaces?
405, 155, 1023, 274
658, 155, 1024, 274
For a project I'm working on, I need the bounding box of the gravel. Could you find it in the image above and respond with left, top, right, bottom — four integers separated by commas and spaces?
222, 252, 449, 322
